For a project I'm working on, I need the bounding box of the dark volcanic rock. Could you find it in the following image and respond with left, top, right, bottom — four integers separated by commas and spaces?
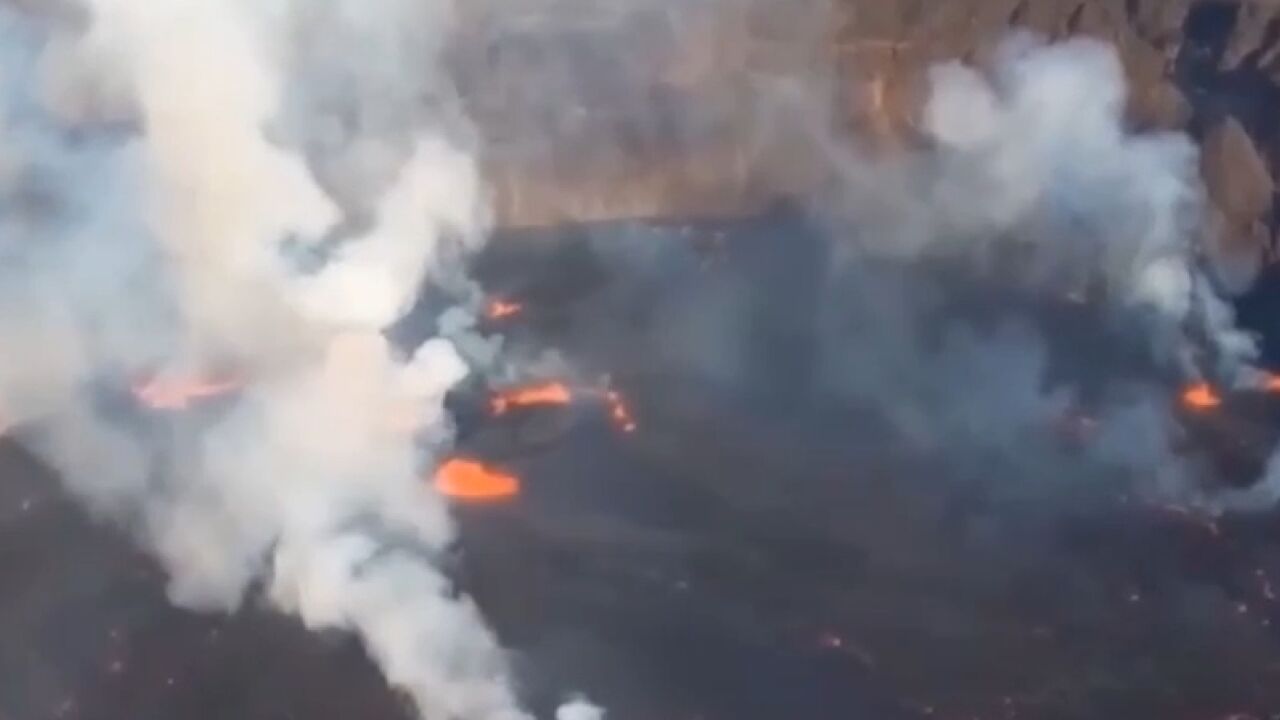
1220, 0, 1280, 71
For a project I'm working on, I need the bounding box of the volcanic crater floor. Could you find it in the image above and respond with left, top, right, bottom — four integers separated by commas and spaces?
8, 215, 1280, 720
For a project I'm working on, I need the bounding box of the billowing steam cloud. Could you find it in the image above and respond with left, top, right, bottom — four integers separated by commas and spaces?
836, 34, 1257, 383
2, 0, 1277, 712
0, 1, 594, 718
802, 34, 1271, 510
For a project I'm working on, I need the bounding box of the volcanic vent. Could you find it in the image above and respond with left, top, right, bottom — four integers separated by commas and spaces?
7, 2, 1280, 720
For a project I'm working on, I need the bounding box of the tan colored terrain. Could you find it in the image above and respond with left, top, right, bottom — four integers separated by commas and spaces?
463, 0, 1278, 271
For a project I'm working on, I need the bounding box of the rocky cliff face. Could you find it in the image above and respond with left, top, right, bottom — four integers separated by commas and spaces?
464, 0, 1280, 277
836, 0, 1280, 277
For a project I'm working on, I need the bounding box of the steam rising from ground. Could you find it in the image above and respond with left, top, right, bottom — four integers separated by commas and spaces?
0, 0, 1277, 715
842, 35, 1255, 379
541, 30, 1275, 516
0, 1, 592, 718
931, 37, 1255, 377
809, 35, 1268, 509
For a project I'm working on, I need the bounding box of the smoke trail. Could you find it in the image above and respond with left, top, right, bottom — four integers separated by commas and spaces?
0, 1, 593, 718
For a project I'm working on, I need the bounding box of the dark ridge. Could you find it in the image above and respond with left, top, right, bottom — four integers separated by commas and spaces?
1176, 2, 1280, 370
1066, 3, 1088, 34
1177, 4, 1280, 211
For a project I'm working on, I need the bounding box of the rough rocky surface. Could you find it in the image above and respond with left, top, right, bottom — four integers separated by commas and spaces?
466, 0, 1280, 274
1204, 117, 1272, 224
884, 0, 1280, 270
1203, 115, 1274, 281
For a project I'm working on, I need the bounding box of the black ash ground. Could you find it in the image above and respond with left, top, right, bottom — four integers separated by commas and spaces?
7, 207, 1280, 720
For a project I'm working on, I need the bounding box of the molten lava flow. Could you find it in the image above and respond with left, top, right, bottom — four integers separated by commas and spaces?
604, 389, 637, 433
132, 374, 243, 411
1181, 382, 1222, 412
433, 458, 520, 503
486, 378, 637, 434
485, 299, 524, 321
490, 381, 573, 416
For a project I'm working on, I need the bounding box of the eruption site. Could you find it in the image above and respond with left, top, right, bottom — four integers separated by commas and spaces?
434, 458, 521, 504
8, 2, 1280, 720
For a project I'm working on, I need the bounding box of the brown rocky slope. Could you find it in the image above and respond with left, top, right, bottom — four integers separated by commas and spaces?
463, 0, 1280, 280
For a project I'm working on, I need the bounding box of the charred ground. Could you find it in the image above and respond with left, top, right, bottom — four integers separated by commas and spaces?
7, 208, 1280, 720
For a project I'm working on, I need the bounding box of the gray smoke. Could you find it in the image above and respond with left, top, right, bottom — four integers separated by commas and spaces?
507, 25, 1266, 513
838, 34, 1256, 381
0, 1, 596, 718
808, 33, 1269, 511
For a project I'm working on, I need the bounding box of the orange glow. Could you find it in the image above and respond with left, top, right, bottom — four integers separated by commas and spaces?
604, 390, 637, 433
1260, 372, 1280, 394
490, 381, 573, 416
433, 458, 520, 502
132, 374, 242, 411
485, 378, 638, 434
486, 299, 524, 321
1181, 382, 1222, 411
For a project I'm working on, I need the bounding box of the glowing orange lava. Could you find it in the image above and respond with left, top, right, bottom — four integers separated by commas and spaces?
132, 374, 243, 410
486, 299, 524, 321
486, 379, 638, 434
490, 381, 573, 416
433, 458, 520, 502
1181, 382, 1222, 412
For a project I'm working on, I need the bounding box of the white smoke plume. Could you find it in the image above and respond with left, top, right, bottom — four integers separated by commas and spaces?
837, 33, 1257, 383
555, 697, 605, 720
912, 36, 1263, 503
0, 1, 595, 718
801, 33, 1277, 513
